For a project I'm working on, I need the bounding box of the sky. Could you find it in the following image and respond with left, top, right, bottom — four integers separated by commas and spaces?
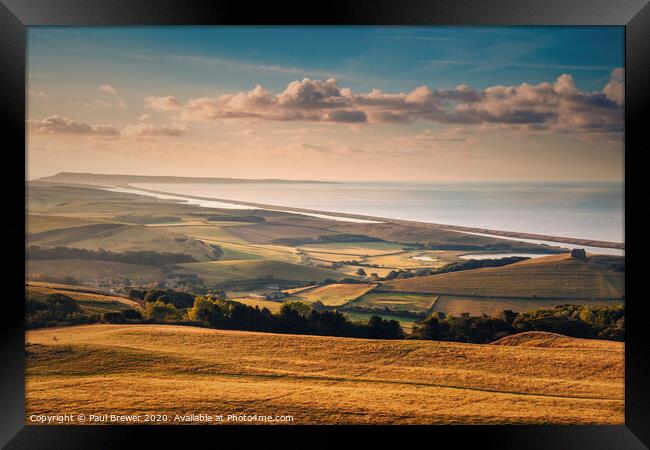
26, 26, 624, 182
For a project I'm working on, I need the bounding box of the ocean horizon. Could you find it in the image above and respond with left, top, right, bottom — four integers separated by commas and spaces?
125, 180, 624, 245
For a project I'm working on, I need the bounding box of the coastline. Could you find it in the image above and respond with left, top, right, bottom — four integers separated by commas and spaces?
111, 183, 624, 252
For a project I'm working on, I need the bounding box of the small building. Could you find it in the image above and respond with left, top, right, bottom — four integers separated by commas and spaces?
571, 248, 587, 260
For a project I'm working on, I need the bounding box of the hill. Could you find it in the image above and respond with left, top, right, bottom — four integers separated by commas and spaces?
28, 223, 218, 261
35, 172, 332, 185
25, 324, 623, 425
380, 254, 624, 300
491, 331, 618, 349
175, 260, 348, 284
26, 282, 140, 314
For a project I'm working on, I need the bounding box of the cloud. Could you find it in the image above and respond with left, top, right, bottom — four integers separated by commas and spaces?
28, 89, 48, 99
99, 84, 118, 94
28, 115, 120, 137
603, 68, 624, 105
144, 71, 623, 136
122, 122, 191, 137
86, 99, 127, 108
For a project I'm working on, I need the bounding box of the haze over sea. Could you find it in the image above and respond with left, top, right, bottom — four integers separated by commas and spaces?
131, 181, 624, 245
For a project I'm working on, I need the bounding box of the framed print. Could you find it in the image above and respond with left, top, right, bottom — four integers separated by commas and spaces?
1, 0, 648, 448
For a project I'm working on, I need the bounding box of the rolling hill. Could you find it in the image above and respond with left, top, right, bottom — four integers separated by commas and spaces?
380, 254, 624, 299
175, 260, 348, 284
26, 324, 624, 425
28, 223, 218, 261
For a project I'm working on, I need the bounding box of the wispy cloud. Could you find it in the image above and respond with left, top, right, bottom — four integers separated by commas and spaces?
128, 52, 344, 80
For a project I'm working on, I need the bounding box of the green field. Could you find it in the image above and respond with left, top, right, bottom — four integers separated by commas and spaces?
27, 259, 163, 283
176, 260, 347, 284
298, 241, 405, 256
28, 222, 218, 261
352, 292, 437, 313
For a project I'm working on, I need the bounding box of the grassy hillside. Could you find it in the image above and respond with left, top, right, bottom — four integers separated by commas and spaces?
28, 223, 218, 261
288, 283, 377, 306
27, 214, 106, 234
26, 282, 140, 314
26, 324, 623, 425
176, 260, 347, 284
380, 254, 624, 299
352, 292, 437, 313
27, 259, 163, 283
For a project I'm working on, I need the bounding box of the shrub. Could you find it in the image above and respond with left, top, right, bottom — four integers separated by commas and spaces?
143, 300, 183, 322
102, 311, 126, 324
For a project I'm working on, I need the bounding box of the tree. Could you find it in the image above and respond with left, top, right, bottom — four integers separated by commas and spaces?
120, 309, 142, 320
46, 294, 80, 314
355, 268, 367, 276
281, 301, 312, 317
143, 300, 181, 322
102, 311, 125, 323
186, 296, 216, 323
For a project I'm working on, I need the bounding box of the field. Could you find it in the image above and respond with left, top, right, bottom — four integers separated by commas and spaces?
26, 325, 624, 425
351, 292, 437, 313
343, 310, 419, 332
175, 260, 346, 284
27, 259, 163, 283
287, 283, 377, 306
380, 254, 624, 299
26, 282, 140, 314
231, 298, 284, 313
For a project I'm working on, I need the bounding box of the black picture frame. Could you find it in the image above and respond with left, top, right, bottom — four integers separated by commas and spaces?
2, 0, 648, 448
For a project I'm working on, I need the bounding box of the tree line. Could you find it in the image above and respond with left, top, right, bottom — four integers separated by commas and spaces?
410, 304, 624, 343
27, 246, 198, 266
26, 291, 624, 343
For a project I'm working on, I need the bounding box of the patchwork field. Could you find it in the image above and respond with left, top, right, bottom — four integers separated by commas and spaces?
287, 283, 377, 306
26, 325, 624, 425
381, 254, 624, 299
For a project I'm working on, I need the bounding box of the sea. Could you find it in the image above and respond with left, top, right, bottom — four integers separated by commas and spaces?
113, 181, 624, 255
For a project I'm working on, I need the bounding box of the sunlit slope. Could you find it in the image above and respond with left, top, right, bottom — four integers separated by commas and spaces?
26, 324, 623, 425
175, 260, 347, 284
28, 223, 218, 261
380, 254, 624, 299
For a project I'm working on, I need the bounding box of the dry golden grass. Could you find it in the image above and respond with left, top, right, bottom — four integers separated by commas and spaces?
491, 331, 620, 349
26, 283, 141, 314
26, 324, 623, 425
290, 283, 377, 306
283, 285, 318, 295
381, 254, 624, 299
231, 297, 284, 313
